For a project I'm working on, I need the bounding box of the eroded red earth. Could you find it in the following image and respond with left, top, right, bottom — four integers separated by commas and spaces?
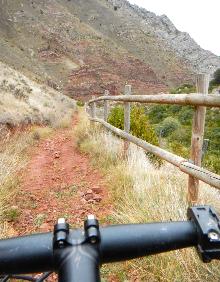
13, 116, 112, 235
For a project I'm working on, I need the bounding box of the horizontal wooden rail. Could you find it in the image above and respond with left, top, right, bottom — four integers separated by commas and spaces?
90, 117, 220, 190
180, 162, 220, 190
88, 93, 220, 107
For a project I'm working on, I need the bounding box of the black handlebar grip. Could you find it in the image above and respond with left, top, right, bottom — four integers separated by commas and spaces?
0, 232, 53, 274
100, 221, 197, 263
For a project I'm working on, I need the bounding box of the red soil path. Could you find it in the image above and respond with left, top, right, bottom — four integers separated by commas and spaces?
13, 116, 112, 234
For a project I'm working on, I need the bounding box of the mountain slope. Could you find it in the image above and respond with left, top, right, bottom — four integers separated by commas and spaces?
0, 0, 219, 100
0, 61, 75, 129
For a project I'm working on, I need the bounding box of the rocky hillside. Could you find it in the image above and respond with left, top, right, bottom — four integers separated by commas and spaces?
0, 0, 219, 100
124, 1, 220, 72
0, 61, 75, 131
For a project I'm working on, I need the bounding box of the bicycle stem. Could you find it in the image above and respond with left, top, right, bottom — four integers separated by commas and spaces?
56, 244, 100, 282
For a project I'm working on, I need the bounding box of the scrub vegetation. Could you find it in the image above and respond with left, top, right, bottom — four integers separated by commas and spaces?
74, 109, 220, 281
145, 83, 220, 174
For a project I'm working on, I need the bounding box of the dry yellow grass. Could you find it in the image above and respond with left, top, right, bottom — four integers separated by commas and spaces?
0, 62, 76, 237
0, 131, 34, 238
0, 122, 58, 238
74, 109, 220, 281
0, 61, 76, 128
0, 121, 73, 234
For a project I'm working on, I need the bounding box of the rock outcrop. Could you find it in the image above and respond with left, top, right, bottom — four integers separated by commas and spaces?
107, 0, 220, 74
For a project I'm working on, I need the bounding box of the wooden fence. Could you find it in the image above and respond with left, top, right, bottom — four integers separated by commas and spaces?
87, 74, 220, 204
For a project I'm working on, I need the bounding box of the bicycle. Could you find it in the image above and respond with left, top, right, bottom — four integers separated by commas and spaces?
0, 205, 219, 282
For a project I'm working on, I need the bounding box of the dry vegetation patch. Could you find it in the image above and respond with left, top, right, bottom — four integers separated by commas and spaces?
0, 123, 59, 237
74, 109, 220, 282
0, 62, 75, 129
0, 61, 76, 238
0, 131, 34, 237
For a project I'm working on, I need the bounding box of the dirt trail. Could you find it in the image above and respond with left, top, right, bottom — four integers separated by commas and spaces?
13, 115, 112, 234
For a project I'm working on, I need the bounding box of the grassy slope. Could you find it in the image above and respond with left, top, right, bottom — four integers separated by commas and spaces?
74, 109, 220, 281
0, 61, 75, 127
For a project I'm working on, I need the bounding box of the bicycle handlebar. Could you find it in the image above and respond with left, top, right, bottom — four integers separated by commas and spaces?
0, 221, 196, 274
101, 221, 196, 262
0, 206, 219, 282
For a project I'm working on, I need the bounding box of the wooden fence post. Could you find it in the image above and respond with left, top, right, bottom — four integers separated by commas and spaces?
91, 95, 96, 118
123, 85, 132, 158
104, 90, 109, 122
188, 74, 210, 204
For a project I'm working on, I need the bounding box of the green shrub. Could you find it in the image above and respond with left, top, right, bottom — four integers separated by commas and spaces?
145, 83, 220, 175
76, 100, 85, 107
210, 68, 220, 86
209, 69, 220, 91
169, 141, 189, 159
203, 154, 220, 174
34, 213, 46, 227
156, 117, 180, 137
147, 104, 169, 124
178, 107, 193, 125
4, 206, 20, 222
168, 127, 191, 147
170, 84, 195, 94
108, 105, 162, 166
108, 106, 124, 130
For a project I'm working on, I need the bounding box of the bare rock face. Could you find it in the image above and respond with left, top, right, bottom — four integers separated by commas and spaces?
138, 10, 220, 73
107, 0, 220, 74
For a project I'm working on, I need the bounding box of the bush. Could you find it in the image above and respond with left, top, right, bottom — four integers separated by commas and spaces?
169, 141, 189, 159
108, 105, 162, 166
178, 106, 193, 125
130, 107, 159, 146
147, 105, 169, 124
4, 206, 20, 222
76, 100, 85, 107
108, 106, 124, 130
168, 127, 191, 147
170, 84, 195, 94
156, 117, 180, 137
31, 126, 53, 140
209, 69, 220, 91
211, 68, 220, 85
146, 85, 220, 175
203, 154, 220, 174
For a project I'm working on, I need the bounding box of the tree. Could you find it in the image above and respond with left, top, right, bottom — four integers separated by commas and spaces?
213, 69, 220, 84
210, 68, 220, 89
